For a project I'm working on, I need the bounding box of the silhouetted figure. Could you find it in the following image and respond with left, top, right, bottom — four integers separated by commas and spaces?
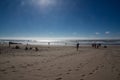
92, 43, 102, 49
29, 47, 32, 50
35, 47, 39, 51
0, 48, 1, 54
9, 42, 21, 48
48, 42, 50, 46
25, 47, 28, 50
76, 43, 80, 51
92, 43, 95, 48
98, 44, 101, 47
26, 43, 29, 46
104, 46, 107, 48
92, 44, 94, 47
9, 42, 11, 47
94, 44, 96, 48
65, 43, 67, 46
96, 44, 99, 48
15, 46, 20, 49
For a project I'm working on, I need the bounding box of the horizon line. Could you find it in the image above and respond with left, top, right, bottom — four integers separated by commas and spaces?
0, 37, 120, 40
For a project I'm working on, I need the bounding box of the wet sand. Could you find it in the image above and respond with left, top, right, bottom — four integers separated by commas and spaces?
0, 44, 120, 80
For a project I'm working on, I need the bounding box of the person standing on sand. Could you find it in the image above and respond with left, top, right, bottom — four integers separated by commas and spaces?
9, 42, 10, 47
35, 47, 39, 51
76, 43, 80, 51
48, 42, 50, 46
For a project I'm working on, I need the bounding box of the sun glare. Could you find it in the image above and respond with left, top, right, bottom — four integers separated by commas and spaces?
38, 0, 56, 7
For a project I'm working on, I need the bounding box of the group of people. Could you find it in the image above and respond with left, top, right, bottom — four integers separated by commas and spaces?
92, 43, 101, 48
25, 46, 39, 51
9, 42, 39, 52
76, 43, 107, 51
76, 43, 102, 51
9, 41, 107, 52
92, 43, 108, 48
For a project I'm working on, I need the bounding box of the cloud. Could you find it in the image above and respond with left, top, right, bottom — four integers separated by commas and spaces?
95, 32, 100, 35
105, 31, 110, 34
38, 0, 56, 7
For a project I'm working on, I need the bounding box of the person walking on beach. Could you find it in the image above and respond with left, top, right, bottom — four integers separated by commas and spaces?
76, 43, 80, 51
48, 42, 50, 46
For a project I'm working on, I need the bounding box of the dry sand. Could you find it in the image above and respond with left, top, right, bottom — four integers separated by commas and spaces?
0, 44, 120, 80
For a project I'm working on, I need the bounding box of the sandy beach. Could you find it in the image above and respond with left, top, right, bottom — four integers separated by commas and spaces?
0, 44, 120, 80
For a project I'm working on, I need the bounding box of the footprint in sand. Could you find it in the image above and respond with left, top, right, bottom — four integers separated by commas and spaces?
101, 65, 104, 68
66, 72, 70, 74
92, 66, 99, 73
112, 66, 115, 69
10, 65, 15, 69
12, 70, 17, 72
79, 63, 82, 66
19, 75, 24, 78
118, 73, 120, 76
0, 69, 7, 74
91, 67, 99, 73
21, 65, 27, 68
41, 61, 45, 63
115, 68, 119, 72
95, 66, 99, 70
56, 77, 62, 80
5, 61, 10, 63
58, 67, 62, 69
3, 72, 7, 74
58, 73, 62, 76
93, 69, 97, 73
77, 66, 80, 68
27, 64, 33, 67
75, 68, 79, 71
68, 69, 72, 72
89, 72, 93, 75
0, 61, 10, 64
0, 69, 6, 72
81, 74, 86, 77
37, 69, 41, 71
50, 65, 54, 67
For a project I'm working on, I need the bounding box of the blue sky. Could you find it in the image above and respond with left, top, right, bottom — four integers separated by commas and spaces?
0, 0, 120, 39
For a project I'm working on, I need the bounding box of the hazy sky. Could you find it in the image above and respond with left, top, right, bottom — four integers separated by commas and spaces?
0, 0, 120, 39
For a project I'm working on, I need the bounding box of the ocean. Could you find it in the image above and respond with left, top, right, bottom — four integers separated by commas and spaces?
0, 39, 120, 46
